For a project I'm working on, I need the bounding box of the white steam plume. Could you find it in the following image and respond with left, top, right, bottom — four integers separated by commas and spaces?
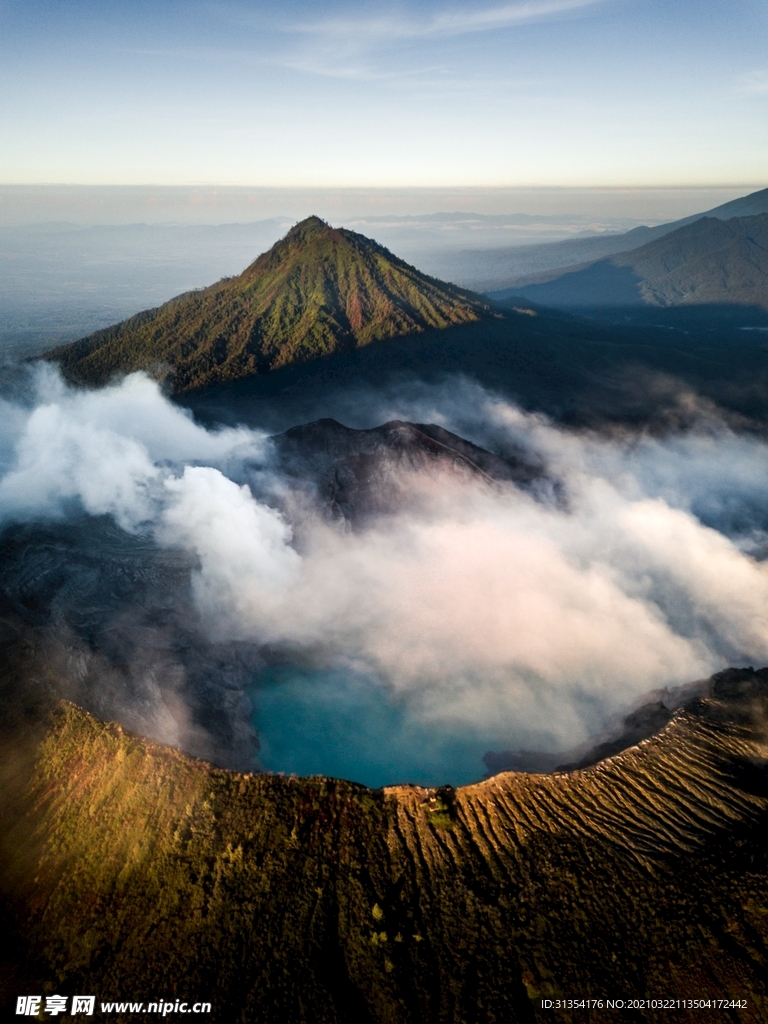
3, 365, 768, 750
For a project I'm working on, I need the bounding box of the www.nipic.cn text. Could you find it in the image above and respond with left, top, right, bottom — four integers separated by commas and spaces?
16, 996, 212, 1016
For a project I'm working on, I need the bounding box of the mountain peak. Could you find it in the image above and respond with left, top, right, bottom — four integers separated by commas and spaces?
49, 220, 496, 392
284, 215, 331, 243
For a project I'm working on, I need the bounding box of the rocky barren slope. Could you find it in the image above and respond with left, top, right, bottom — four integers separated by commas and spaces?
1, 668, 766, 1023
271, 417, 543, 526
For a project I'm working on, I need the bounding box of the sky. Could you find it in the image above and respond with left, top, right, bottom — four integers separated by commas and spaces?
1, 0, 767, 188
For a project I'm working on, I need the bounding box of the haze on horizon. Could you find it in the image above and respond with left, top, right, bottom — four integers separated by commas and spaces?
1, 0, 767, 190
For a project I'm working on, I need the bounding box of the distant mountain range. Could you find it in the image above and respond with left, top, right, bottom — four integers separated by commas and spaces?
490, 199, 768, 309
497, 213, 768, 309
467, 185, 768, 292
50, 217, 495, 392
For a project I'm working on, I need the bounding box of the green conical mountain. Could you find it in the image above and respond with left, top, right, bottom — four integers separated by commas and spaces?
49, 216, 496, 392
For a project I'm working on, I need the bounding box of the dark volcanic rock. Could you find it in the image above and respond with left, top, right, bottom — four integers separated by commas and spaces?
557, 699, 674, 771
270, 417, 542, 524
0, 518, 261, 770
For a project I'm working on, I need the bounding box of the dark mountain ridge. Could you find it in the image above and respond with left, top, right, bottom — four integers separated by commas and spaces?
466, 185, 768, 292
47, 217, 497, 392
271, 417, 543, 525
492, 212, 768, 310
182, 299, 768, 441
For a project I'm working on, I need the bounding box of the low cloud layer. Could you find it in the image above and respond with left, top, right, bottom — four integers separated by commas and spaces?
2, 366, 768, 779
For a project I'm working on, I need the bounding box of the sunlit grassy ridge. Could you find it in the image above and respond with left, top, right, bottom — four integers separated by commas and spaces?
2, 670, 767, 1022
49, 217, 496, 392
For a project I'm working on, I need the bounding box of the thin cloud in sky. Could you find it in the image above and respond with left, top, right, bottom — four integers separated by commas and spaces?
154, 1, 608, 83
432, 0, 606, 34
280, 0, 606, 80
736, 69, 768, 95
293, 0, 606, 43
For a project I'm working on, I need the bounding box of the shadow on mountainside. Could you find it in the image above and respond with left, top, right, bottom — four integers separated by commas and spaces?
181, 303, 768, 433
501, 261, 647, 307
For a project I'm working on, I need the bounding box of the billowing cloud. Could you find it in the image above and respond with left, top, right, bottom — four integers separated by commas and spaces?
0, 365, 263, 529
3, 365, 768, 766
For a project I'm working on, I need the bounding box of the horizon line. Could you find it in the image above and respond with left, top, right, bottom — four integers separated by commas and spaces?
1, 182, 765, 192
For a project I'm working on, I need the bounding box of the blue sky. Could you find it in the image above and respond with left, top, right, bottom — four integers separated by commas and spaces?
1, 0, 767, 186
